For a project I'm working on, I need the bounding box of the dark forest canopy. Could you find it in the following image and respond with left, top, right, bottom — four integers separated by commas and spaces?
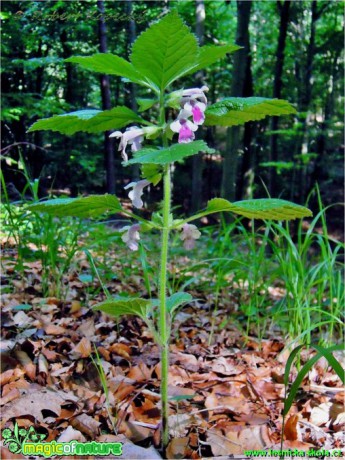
1, 0, 344, 222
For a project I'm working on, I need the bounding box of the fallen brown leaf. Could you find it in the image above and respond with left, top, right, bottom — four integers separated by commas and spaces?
57, 425, 86, 443
76, 318, 95, 338
166, 436, 190, 459
70, 413, 101, 437
14, 350, 36, 381
0, 388, 20, 405
69, 337, 92, 359
0, 368, 24, 386
45, 324, 66, 335
109, 343, 132, 360
37, 353, 49, 385
132, 398, 161, 424
1, 386, 65, 427
284, 414, 300, 441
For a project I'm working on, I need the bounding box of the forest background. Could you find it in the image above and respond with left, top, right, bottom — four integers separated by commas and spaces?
1, 0, 344, 228
1, 3, 344, 456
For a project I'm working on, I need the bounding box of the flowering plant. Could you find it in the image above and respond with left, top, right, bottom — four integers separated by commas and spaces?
28, 12, 312, 452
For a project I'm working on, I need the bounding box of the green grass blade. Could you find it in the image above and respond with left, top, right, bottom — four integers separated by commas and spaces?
283, 344, 344, 416
312, 344, 345, 384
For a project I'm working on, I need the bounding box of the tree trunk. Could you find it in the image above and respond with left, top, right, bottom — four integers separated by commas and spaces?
191, 0, 205, 213
125, 0, 140, 181
237, 44, 254, 200
310, 46, 340, 190
294, 0, 322, 202
32, 40, 48, 182
221, 0, 251, 202
60, 29, 77, 195
97, 0, 116, 194
269, 0, 291, 197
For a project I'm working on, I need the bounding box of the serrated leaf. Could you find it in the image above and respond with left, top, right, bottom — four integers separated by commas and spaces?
167, 292, 193, 314
127, 140, 215, 165
27, 107, 147, 135
66, 54, 154, 89
231, 199, 312, 220
184, 44, 242, 75
93, 297, 151, 321
131, 12, 198, 90
27, 194, 122, 218
204, 198, 312, 220
204, 198, 235, 214
205, 97, 296, 126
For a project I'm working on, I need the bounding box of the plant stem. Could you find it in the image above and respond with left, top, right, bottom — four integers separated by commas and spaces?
159, 166, 171, 449
159, 93, 171, 450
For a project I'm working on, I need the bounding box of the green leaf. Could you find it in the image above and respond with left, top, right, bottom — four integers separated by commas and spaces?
131, 11, 198, 90
27, 107, 147, 135
137, 98, 157, 112
28, 109, 99, 134
204, 198, 312, 220
312, 345, 345, 384
127, 140, 215, 165
283, 345, 344, 416
93, 297, 151, 321
66, 54, 153, 89
169, 394, 196, 402
167, 292, 193, 314
12, 304, 32, 311
184, 44, 242, 75
141, 164, 162, 186
231, 199, 312, 220
260, 161, 294, 172
204, 198, 235, 214
27, 194, 122, 218
205, 97, 296, 126
283, 345, 304, 387
78, 274, 93, 283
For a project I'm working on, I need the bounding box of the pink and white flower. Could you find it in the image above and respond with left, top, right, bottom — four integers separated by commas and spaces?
109, 126, 144, 162
181, 85, 209, 104
170, 109, 198, 144
124, 179, 150, 209
183, 100, 206, 125
120, 224, 140, 251
170, 86, 209, 142
181, 86, 208, 125
180, 223, 201, 250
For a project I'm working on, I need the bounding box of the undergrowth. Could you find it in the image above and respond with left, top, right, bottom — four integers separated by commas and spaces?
1, 186, 343, 346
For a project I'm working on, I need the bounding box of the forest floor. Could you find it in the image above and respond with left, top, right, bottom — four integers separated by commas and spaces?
1, 241, 344, 460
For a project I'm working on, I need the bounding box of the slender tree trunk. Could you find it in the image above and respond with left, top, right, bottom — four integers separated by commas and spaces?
32, 40, 48, 182
295, 0, 322, 202
221, 0, 251, 202
299, 0, 316, 201
125, 0, 140, 181
98, 0, 116, 194
309, 50, 339, 190
269, 0, 291, 197
237, 45, 254, 200
191, 0, 205, 213
60, 29, 77, 195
